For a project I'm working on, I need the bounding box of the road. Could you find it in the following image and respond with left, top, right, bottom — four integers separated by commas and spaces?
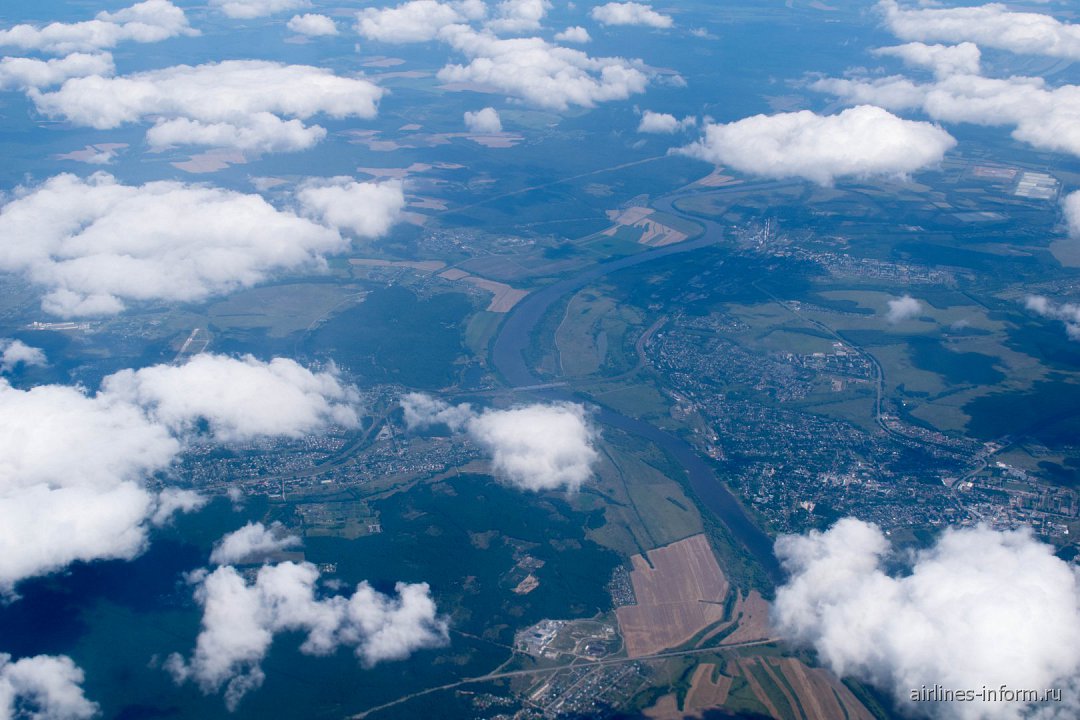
346, 177, 791, 720
348, 638, 778, 719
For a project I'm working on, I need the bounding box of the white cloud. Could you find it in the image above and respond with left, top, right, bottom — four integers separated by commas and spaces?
590, 2, 673, 29
210, 522, 301, 565
401, 394, 600, 491
0, 379, 178, 595
296, 177, 406, 238
810, 74, 927, 111
637, 110, 694, 133
0, 354, 360, 595
356, 0, 485, 44
1065, 190, 1080, 239
463, 106, 503, 132
885, 294, 923, 323
101, 354, 362, 441
31, 60, 383, 154
0, 53, 114, 91
400, 392, 475, 431
211, 0, 309, 20
814, 73, 1080, 160
166, 561, 448, 710
1026, 295, 1080, 341
151, 488, 207, 527
880, 0, 1080, 61
0, 653, 98, 720
554, 25, 590, 43
354, 1, 648, 109
773, 519, 1080, 720
678, 105, 955, 185
0, 0, 195, 55
437, 26, 650, 110
146, 113, 328, 154
0, 173, 402, 317
287, 14, 339, 36
873, 41, 981, 78
486, 0, 551, 34
0, 339, 46, 373
469, 404, 600, 491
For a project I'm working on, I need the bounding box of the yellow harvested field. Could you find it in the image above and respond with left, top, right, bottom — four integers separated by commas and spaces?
638, 219, 688, 247
512, 574, 539, 595
779, 658, 876, 720
348, 260, 526, 312
615, 534, 729, 657
642, 694, 681, 719
684, 663, 732, 714
643, 664, 733, 719
719, 590, 772, 645
605, 206, 656, 226
600, 205, 686, 246
462, 276, 529, 312
732, 657, 876, 720
438, 268, 471, 281
693, 166, 742, 187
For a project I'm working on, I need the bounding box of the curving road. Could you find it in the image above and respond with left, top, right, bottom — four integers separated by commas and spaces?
490, 184, 782, 580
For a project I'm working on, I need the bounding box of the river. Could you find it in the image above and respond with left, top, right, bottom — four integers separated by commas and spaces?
489, 189, 782, 581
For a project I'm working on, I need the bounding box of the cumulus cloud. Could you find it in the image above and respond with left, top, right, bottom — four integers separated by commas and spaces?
677, 105, 955, 185
773, 519, 1080, 720
400, 392, 475, 431
356, 0, 485, 44
101, 354, 362, 441
880, 0, 1080, 61
814, 72, 1080, 160
0, 0, 195, 55
463, 106, 503, 133
873, 41, 980, 78
804, 4, 1080, 160
355, 0, 649, 109
486, 0, 551, 34
401, 394, 600, 491
0, 379, 178, 595
296, 177, 405, 238
287, 14, 338, 36
885, 294, 923, 323
1065, 190, 1080, 238
0, 339, 46, 373
436, 25, 650, 110
0, 173, 401, 317
811, 74, 927, 112
210, 522, 301, 565
0, 353, 360, 595
637, 110, 694, 133
0, 653, 98, 720
151, 488, 207, 527
469, 404, 600, 491
591, 2, 673, 29
166, 561, 448, 710
554, 26, 590, 43
211, 0, 309, 20
1026, 295, 1080, 340
31, 60, 382, 154
0, 53, 114, 91
145, 113, 328, 154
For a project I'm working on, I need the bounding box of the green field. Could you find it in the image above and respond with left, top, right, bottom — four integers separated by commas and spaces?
207, 282, 365, 338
